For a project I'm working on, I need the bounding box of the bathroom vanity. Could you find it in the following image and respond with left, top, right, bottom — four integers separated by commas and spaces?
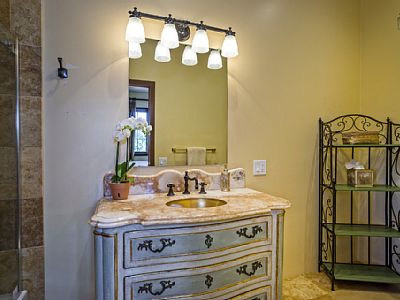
91, 170, 290, 300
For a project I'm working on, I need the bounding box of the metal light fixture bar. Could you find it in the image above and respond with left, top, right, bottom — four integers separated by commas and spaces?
127, 7, 238, 68
129, 7, 234, 35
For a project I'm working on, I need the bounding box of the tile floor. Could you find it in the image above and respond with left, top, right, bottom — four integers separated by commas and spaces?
283, 272, 400, 299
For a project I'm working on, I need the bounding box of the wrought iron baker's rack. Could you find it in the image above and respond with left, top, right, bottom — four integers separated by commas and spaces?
319, 114, 400, 290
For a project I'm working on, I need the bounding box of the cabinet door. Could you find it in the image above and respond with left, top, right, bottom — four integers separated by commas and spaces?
124, 216, 272, 268
124, 252, 271, 300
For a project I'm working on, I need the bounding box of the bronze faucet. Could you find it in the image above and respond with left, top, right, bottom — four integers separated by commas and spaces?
183, 171, 198, 194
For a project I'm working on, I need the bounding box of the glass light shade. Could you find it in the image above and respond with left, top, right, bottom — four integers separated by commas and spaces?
160, 23, 179, 49
125, 17, 145, 43
129, 41, 142, 59
192, 29, 209, 53
154, 41, 171, 62
182, 46, 197, 66
221, 34, 239, 58
207, 50, 222, 70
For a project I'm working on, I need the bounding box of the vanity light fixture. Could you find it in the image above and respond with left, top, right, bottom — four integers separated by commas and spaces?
182, 45, 197, 66
221, 28, 238, 58
154, 41, 171, 62
207, 50, 223, 70
192, 21, 209, 54
160, 15, 180, 49
125, 8, 145, 43
128, 41, 142, 59
126, 7, 239, 69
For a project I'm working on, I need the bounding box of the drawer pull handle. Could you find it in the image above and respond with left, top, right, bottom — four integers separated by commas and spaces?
137, 238, 176, 253
137, 280, 175, 296
205, 234, 213, 248
205, 275, 213, 289
236, 261, 263, 277
252, 298, 261, 300
236, 225, 263, 239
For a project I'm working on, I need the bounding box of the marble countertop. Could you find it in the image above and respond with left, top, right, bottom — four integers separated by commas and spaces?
90, 188, 291, 228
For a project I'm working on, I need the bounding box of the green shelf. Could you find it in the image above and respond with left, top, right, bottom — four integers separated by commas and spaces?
322, 263, 400, 284
324, 144, 400, 148
324, 224, 400, 237
335, 184, 400, 192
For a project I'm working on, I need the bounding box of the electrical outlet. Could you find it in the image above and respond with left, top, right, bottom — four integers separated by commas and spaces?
253, 160, 267, 176
159, 157, 168, 166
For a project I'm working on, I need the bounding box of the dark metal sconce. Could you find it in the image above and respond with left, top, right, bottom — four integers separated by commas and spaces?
57, 57, 68, 79
128, 7, 235, 40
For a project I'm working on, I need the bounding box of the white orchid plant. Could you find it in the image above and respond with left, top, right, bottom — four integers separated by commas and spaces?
112, 116, 152, 183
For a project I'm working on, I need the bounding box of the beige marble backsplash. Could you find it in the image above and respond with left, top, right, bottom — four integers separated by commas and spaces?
103, 168, 246, 197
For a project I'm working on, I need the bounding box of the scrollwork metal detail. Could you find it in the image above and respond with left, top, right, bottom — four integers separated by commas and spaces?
391, 244, 400, 275
322, 115, 387, 147
137, 280, 175, 296
205, 234, 213, 248
205, 275, 213, 289
236, 261, 263, 277
236, 225, 263, 239
137, 238, 176, 253
321, 231, 333, 262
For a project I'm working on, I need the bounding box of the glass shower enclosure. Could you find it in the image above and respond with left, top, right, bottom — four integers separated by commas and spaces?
0, 23, 22, 299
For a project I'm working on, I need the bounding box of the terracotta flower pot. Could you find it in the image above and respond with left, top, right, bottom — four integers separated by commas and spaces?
109, 182, 130, 200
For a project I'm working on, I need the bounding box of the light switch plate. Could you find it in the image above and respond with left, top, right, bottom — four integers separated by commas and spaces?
159, 157, 168, 166
253, 160, 267, 176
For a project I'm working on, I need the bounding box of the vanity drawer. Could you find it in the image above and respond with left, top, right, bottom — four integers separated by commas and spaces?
124, 216, 272, 268
124, 252, 271, 300
244, 293, 268, 300
235, 286, 271, 300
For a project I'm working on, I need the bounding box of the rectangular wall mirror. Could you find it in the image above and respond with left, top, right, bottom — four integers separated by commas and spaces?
129, 39, 228, 167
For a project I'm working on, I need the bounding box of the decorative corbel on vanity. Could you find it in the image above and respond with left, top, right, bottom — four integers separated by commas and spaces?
92, 168, 290, 300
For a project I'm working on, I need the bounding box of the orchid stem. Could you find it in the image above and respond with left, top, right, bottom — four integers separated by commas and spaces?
115, 141, 120, 182
125, 137, 129, 182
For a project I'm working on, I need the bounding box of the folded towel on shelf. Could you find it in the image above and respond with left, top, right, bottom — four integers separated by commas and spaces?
187, 147, 206, 166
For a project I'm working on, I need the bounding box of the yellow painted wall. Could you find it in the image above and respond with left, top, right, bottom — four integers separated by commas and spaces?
227, 0, 360, 277
360, 0, 400, 121
129, 39, 228, 166
44, 0, 360, 298
358, 0, 400, 265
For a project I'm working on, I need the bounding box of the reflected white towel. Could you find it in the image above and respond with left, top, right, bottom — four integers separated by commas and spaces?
187, 147, 206, 166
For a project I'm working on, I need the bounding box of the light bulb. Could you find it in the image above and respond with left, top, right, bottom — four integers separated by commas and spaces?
129, 41, 142, 59
207, 50, 223, 70
221, 32, 238, 58
154, 41, 171, 62
192, 22, 209, 53
125, 17, 145, 43
182, 46, 197, 66
161, 23, 179, 49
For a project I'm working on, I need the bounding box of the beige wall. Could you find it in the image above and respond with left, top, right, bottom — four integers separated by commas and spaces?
358, 0, 400, 265
44, 0, 361, 298
130, 39, 228, 166
360, 0, 400, 121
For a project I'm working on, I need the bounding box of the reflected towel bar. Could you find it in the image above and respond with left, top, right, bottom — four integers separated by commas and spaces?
172, 147, 216, 153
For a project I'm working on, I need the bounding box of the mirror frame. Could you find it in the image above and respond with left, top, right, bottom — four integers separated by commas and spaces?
129, 79, 155, 166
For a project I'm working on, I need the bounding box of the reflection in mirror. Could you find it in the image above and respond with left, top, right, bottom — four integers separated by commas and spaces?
129, 80, 155, 166
129, 39, 228, 167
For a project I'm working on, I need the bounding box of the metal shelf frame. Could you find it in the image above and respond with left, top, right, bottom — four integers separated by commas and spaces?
318, 114, 400, 290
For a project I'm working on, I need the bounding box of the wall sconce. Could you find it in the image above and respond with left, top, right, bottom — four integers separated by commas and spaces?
125, 7, 238, 69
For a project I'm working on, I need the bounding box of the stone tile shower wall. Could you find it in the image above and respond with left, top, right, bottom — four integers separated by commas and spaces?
0, 0, 43, 299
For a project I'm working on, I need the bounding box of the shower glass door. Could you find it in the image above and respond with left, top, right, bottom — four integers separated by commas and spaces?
0, 23, 20, 299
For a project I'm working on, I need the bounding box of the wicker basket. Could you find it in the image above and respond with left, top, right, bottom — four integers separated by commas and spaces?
342, 131, 380, 144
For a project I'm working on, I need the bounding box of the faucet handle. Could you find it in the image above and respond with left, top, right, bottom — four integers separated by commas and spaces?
199, 182, 207, 194
167, 184, 175, 196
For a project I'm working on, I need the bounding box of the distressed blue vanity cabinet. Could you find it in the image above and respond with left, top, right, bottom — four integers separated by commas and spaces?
93, 211, 285, 300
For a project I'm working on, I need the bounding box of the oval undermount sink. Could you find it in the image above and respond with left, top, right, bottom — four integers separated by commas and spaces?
166, 198, 227, 208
